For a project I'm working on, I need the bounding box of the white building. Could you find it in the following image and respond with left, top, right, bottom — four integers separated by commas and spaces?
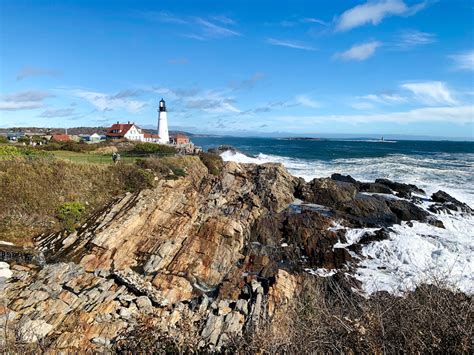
157, 98, 169, 144
106, 122, 144, 141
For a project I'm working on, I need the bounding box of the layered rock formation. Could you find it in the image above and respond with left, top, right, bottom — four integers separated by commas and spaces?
0, 157, 467, 351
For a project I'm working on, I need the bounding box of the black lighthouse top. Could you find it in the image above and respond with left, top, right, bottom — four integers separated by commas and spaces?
159, 98, 166, 112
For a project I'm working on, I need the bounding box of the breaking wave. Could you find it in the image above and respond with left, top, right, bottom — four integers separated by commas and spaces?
221, 149, 474, 295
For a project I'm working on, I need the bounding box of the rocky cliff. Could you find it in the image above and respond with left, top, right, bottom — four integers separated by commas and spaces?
0, 157, 466, 351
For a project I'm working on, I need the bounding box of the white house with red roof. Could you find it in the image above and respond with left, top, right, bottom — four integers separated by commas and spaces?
106, 121, 161, 142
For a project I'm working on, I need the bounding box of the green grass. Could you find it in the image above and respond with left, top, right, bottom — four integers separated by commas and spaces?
50, 150, 138, 164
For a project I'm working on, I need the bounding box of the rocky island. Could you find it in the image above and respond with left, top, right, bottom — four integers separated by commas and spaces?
0, 153, 472, 353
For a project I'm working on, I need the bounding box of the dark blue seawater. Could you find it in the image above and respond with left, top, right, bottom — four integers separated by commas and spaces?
192, 136, 474, 161
192, 136, 474, 206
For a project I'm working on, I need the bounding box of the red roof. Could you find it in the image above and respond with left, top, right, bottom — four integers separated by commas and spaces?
106, 123, 134, 138
51, 134, 70, 142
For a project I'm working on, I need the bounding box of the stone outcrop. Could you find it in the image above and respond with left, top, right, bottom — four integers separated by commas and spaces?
0, 156, 468, 351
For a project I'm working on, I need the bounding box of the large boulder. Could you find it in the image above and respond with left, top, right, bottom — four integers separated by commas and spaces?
429, 190, 472, 214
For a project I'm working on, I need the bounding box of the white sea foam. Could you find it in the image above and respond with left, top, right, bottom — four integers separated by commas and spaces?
222, 150, 474, 295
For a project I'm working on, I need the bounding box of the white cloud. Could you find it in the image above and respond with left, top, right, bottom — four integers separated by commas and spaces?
351, 102, 376, 110
359, 93, 406, 104
450, 50, 474, 71
0, 90, 53, 111
39, 108, 75, 118
401, 81, 457, 105
276, 105, 473, 124
335, 0, 426, 32
396, 30, 436, 48
72, 89, 148, 113
266, 38, 316, 51
0, 101, 44, 111
150, 86, 240, 114
336, 41, 381, 61
195, 18, 240, 38
295, 95, 321, 108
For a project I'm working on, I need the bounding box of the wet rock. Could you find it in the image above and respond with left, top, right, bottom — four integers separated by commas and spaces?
331, 173, 357, 184
430, 190, 472, 214
359, 182, 393, 195
296, 178, 358, 207
374, 178, 425, 198
385, 199, 429, 222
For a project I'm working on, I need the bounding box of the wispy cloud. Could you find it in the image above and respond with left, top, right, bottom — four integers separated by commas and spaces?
150, 86, 240, 114
449, 50, 474, 71
277, 105, 473, 124
336, 41, 381, 61
335, 0, 427, 32
195, 17, 240, 38
279, 17, 328, 27
359, 93, 407, 104
71, 89, 148, 112
211, 15, 236, 25
145, 11, 240, 40
295, 95, 321, 108
229, 73, 265, 91
401, 81, 457, 106
16, 66, 60, 81
0, 90, 53, 111
39, 108, 75, 118
266, 38, 316, 51
301, 18, 328, 25
395, 30, 436, 49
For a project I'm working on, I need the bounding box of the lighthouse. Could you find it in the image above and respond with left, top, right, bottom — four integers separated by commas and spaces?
157, 98, 169, 144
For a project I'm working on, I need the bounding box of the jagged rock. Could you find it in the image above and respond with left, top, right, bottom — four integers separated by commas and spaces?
135, 296, 153, 312
296, 178, 358, 207
268, 269, 298, 317
331, 173, 358, 184
201, 313, 223, 345
359, 182, 393, 195
18, 319, 54, 343
1, 157, 463, 351
112, 269, 168, 306
429, 190, 473, 214
374, 178, 425, 198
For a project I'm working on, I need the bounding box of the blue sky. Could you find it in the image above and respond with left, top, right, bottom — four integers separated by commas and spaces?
0, 0, 473, 139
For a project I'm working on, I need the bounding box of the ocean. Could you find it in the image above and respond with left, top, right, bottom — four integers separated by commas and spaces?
193, 136, 474, 295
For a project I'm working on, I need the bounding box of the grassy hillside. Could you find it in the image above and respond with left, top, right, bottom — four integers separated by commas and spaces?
0, 142, 205, 245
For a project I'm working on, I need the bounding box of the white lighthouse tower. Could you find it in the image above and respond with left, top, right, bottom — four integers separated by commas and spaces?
157, 98, 169, 144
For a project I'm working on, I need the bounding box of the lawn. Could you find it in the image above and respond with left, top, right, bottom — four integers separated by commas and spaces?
51, 150, 138, 164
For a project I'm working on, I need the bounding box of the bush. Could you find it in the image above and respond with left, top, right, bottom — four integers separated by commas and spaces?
199, 152, 224, 176
116, 165, 155, 192
0, 136, 8, 144
231, 276, 473, 354
132, 143, 176, 155
57, 201, 86, 231
0, 145, 21, 158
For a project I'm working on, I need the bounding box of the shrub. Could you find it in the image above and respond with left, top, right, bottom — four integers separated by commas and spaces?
132, 143, 176, 155
199, 152, 224, 176
57, 201, 86, 231
0, 145, 21, 158
0, 136, 8, 144
116, 165, 155, 192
